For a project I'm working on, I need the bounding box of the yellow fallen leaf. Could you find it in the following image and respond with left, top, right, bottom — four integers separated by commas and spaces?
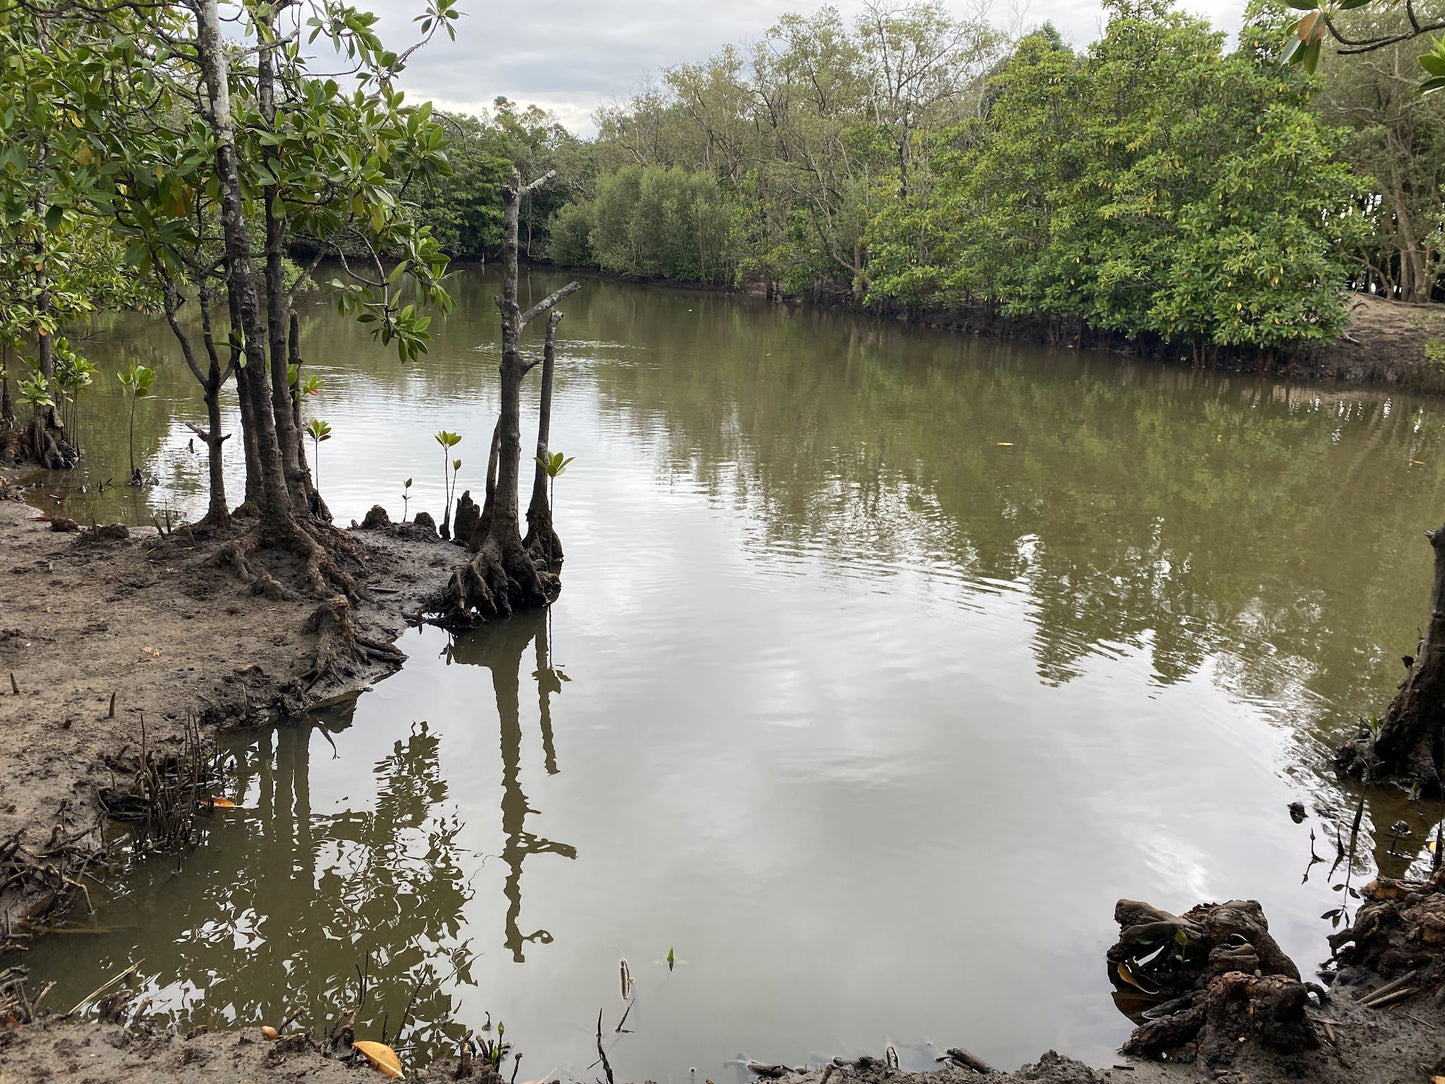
1116, 961, 1159, 995
204, 797, 236, 809
355, 1041, 404, 1079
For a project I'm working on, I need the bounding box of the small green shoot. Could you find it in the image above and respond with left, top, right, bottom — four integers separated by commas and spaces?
307, 418, 333, 489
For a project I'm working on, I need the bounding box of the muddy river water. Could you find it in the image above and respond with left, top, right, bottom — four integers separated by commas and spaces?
13, 268, 1445, 1079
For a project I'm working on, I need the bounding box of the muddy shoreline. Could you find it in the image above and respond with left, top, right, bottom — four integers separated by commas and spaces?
1, 483, 1443, 1084
0, 487, 469, 949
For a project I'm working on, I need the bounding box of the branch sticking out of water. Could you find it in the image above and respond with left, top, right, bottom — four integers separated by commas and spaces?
596, 1009, 615, 1084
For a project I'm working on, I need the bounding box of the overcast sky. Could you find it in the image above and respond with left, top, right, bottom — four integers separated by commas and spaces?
362, 0, 1248, 134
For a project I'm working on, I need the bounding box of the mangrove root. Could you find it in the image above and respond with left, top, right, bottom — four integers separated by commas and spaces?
303, 596, 406, 688
1108, 897, 1316, 1064
434, 537, 558, 628
1327, 869, 1445, 1001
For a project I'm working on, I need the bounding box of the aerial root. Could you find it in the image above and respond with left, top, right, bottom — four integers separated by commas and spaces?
213, 536, 258, 582
212, 519, 369, 604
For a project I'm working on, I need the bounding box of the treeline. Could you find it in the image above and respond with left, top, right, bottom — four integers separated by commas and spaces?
409, 98, 587, 262
515, 0, 1445, 353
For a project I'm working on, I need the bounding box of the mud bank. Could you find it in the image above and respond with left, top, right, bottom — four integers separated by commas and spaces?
0, 985, 1440, 1084
0, 486, 468, 949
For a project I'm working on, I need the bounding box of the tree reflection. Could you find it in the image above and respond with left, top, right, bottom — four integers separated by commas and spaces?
446, 609, 578, 962
21, 611, 578, 1065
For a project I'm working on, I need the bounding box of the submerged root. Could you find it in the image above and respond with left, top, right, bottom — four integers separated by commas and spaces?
1108, 898, 1319, 1064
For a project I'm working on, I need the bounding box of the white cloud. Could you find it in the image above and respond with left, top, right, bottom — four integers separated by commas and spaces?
368, 0, 1249, 136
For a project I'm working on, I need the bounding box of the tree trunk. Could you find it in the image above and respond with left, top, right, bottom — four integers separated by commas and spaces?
27, 207, 75, 470
200, 381, 230, 529
256, 16, 310, 518
1339, 522, 1445, 789
523, 311, 564, 571
164, 282, 231, 530
194, 0, 293, 539
438, 170, 578, 626
287, 313, 330, 521
226, 285, 263, 508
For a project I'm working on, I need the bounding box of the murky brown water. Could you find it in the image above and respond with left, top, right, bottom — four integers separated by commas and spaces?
12, 269, 1445, 1079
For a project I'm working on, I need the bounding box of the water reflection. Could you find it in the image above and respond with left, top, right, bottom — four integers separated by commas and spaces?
13, 611, 572, 1066
444, 612, 577, 963
14, 268, 1445, 1078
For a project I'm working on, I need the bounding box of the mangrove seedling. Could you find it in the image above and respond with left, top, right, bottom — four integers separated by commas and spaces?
435, 429, 462, 538
17, 368, 53, 414
289, 363, 325, 404
535, 450, 575, 514
117, 362, 155, 479
307, 418, 333, 491
402, 477, 413, 522
53, 344, 95, 447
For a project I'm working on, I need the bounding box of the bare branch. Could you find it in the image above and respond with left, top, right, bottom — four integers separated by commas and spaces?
519, 281, 581, 328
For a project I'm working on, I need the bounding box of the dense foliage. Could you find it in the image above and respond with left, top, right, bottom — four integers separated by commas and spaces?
548, 0, 1445, 353
868, 5, 1362, 352
411, 99, 587, 262
1314, 7, 1445, 303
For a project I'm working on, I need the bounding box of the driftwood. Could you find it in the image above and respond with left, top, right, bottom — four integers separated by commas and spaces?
1108, 898, 1319, 1063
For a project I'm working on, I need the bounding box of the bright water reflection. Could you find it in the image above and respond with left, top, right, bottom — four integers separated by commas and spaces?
14, 268, 1445, 1078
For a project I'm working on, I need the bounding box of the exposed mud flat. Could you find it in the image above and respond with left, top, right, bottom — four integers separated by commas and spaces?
0, 996, 1441, 1084
1313, 294, 1445, 394
0, 487, 468, 947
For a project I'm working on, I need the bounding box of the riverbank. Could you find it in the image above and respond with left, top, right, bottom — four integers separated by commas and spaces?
0, 484, 467, 949
1, 975, 1440, 1084
546, 262, 1445, 395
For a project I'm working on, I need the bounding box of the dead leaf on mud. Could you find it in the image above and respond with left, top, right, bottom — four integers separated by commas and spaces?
354, 1040, 404, 1079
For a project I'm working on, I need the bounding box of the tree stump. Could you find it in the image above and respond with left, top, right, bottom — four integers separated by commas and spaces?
1108, 898, 1318, 1064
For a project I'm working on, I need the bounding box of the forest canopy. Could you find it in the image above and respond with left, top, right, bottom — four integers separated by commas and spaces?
516, 0, 1444, 357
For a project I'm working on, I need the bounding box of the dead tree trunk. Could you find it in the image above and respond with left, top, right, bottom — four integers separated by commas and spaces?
1338, 520, 1445, 790
438, 169, 578, 626
523, 310, 564, 571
